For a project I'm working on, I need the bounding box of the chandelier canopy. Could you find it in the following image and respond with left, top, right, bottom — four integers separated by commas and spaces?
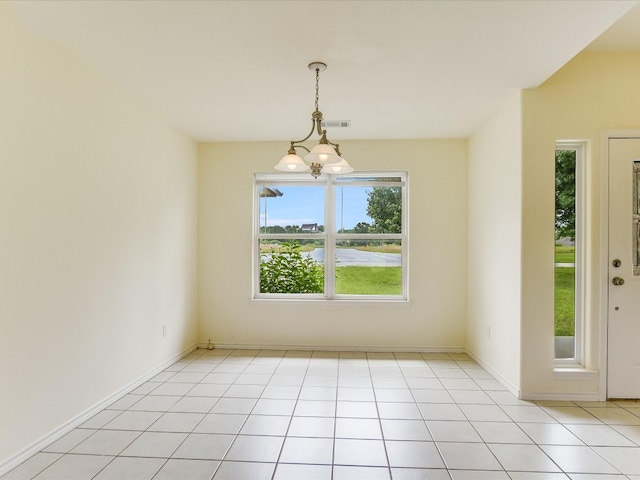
275, 62, 354, 178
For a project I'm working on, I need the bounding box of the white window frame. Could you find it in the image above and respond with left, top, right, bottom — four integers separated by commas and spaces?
554, 142, 586, 367
254, 171, 408, 301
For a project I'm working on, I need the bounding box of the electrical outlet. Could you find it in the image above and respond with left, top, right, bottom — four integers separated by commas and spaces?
163, 324, 167, 337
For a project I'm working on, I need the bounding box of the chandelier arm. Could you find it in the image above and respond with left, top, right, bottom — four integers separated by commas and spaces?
315, 117, 326, 137
289, 119, 319, 146
291, 144, 310, 154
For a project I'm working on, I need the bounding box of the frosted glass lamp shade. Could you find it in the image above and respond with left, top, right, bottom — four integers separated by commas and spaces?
304, 143, 342, 165
321, 158, 354, 175
275, 153, 310, 172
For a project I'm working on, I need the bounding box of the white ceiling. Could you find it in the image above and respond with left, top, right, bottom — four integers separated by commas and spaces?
4, 0, 640, 142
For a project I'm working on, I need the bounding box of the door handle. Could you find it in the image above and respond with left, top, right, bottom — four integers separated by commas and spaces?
612, 277, 625, 286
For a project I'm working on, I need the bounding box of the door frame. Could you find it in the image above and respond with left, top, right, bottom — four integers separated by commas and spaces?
599, 130, 640, 400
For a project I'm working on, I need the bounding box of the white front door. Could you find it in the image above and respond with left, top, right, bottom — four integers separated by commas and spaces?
608, 137, 640, 398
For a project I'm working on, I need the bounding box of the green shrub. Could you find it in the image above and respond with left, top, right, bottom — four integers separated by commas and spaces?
260, 241, 324, 293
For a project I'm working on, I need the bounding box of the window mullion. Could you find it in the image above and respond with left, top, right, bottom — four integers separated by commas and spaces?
325, 178, 336, 298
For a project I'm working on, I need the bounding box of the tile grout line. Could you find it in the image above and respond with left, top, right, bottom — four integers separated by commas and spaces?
8, 348, 640, 479
162, 347, 231, 480
269, 349, 310, 480
207, 348, 268, 478
373, 352, 399, 479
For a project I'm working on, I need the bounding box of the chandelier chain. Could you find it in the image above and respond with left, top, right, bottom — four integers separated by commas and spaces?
315, 67, 320, 112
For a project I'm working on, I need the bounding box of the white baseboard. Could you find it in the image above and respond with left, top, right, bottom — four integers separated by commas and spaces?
519, 391, 601, 402
464, 350, 521, 399
199, 343, 606, 402
208, 343, 527, 399
0, 344, 197, 477
202, 342, 467, 353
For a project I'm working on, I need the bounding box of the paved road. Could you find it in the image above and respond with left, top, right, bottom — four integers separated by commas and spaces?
307, 248, 401, 267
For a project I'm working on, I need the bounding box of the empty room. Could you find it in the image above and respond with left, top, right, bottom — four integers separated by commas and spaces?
3, 1, 640, 478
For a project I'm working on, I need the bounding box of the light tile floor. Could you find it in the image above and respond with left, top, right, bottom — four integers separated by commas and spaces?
4, 349, 640, 479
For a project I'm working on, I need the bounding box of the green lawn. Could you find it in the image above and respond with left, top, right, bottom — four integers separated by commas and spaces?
555, 266, 575, 336
336, 266, 401, 295
338, 261, 574, 332
554, 245, 575, 336
263, 244, 573, 332
555, 246, 575, 263
336, 263, 574, 331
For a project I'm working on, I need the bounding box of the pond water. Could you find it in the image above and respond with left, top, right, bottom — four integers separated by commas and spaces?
305, 248, 401, 267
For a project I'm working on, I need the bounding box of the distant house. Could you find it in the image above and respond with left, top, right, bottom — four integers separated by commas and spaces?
300, 223, 318, 232
556, 237, 575, 246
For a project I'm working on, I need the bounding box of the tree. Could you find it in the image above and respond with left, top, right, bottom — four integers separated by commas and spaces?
352, 222, 372, 234
555, 150, 576, 239
366, 187, 402, 233
260, 225, 285, 234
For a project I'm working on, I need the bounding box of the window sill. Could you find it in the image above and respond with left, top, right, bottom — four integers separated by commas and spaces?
251, 298, 411, 306
553, 367, 598, 381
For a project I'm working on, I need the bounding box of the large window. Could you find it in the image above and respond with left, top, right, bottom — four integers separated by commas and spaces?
255, 172, 407, 300
554, 143, 585, 364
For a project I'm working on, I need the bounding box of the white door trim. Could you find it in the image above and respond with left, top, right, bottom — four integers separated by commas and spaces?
599, 130, 640, 400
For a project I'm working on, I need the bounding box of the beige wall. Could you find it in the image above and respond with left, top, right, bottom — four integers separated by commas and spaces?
0, 7, 198, 467
5, 2, 639, 468
198, 140, 468, 350
521, 51, 640, 398
467, 92, 523, 393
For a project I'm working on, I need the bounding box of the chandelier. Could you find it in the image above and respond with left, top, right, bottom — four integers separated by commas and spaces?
275, 62, 354, 178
